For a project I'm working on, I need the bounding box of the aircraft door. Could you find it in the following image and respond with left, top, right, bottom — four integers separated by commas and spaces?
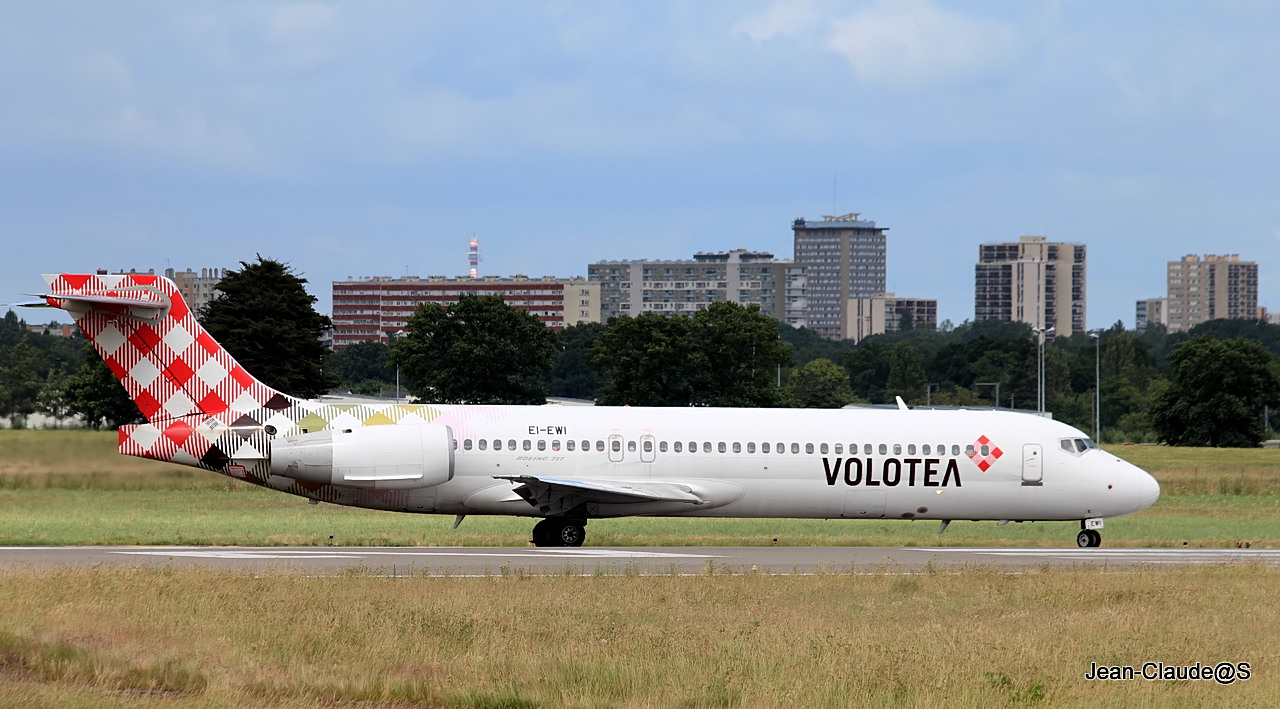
608, 435, 624, 463
640, 434, 656, 463
1022, 443, 1043, 486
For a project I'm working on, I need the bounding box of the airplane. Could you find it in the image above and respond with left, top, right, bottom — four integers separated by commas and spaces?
25, 272, 1160, 548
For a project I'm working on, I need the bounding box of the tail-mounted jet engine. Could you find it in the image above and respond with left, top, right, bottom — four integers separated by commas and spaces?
269, 424, 455, 490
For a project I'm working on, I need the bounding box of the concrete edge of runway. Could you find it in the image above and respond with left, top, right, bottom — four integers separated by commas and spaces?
1, 545, 1277, 576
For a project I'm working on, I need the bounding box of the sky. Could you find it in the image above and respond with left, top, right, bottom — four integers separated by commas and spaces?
3, 1, 1278, 330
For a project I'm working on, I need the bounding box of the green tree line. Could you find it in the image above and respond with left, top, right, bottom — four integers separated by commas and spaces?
6, 257, 1279, 447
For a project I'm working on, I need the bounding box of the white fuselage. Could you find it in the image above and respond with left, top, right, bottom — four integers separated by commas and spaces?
261, 405, 1160, 524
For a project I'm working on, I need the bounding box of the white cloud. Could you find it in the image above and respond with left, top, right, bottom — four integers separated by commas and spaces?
732, 0, 819, 42
826, 0, 1017, 85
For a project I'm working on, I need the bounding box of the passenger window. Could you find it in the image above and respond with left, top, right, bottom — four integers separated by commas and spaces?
893, 444, 902, 455
865, 444, 873, 455
805, 443, 814, 454
674, 441, 683, 452
508, 439, 516, 451
551, 440, 560, 451
567, 440, 576, 451
732, 442, 741, 453
523, 440, 532, 451
747, 442, 756, 453
921, 444, 929, 455
777, 442, 785, 454
965, 444, 975, 456
689, 441, 696, 452
628, 441, 636, 452
950, 444, 959, 456
582, 440, 589, 451
980, 445, 989, 456
878, 444, 887, 455
718, 442, 727, 453
611, 440, 621, 452
820, 443, 829, 454
464, 439, 473, 450
791, 443, 800, 454
762, 442, 771, 453
659, 441, 667, 453
452, 439, 458, 450
596, 440, 605, 452
643, 440, 653, 453
834, 443, 843, 454
908, 444, 916, 455
538, 440, 547, 451
703, 442, 712, 453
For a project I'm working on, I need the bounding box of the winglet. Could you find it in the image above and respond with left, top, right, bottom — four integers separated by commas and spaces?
895, 396, 909, 411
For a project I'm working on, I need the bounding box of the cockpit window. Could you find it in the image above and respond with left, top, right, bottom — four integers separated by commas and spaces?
1060, 437, 1100, 456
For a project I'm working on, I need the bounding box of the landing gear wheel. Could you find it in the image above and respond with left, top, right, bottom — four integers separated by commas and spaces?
1076, 529, 1102, 548
531, 519, 556, 547
556, 521, 586, 547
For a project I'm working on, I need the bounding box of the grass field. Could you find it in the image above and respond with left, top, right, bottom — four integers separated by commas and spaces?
2, 431, 1277, 708
1, 430, 1278, 547
0, 564, 1275, 707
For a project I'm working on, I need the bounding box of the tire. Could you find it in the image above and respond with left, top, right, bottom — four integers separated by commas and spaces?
531, 519, 554, 547
1076, 530, 1092, 548
1088, 529, 1102, 547
557, 521, 586, 547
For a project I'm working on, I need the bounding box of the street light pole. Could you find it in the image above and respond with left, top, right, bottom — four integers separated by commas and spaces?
1033, 326, 1054, 414
1090, 330, 1101, 442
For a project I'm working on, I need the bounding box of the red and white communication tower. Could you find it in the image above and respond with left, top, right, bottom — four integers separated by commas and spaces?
468, 237, 481, 280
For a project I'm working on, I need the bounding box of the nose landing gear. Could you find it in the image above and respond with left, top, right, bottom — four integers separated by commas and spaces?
1076, 529, 1102, 548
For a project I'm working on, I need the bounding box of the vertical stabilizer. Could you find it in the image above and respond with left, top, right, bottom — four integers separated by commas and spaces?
38, 273, 302, 471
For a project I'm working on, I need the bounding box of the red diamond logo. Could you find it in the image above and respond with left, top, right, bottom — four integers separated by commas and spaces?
968, 435, 1004, 472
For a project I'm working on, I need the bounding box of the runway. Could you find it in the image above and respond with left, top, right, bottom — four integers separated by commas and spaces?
1, 545, 1277, 575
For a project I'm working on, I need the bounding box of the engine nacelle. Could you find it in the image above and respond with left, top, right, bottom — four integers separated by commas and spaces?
269, 424, 455, 490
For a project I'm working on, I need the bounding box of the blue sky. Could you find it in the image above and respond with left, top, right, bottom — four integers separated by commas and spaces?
3, 1, 1278, 329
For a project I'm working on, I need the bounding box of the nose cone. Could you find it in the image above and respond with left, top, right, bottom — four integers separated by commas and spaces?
1137, 471, 1160, 511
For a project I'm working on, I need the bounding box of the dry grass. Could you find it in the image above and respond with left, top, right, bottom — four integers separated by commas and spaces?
0, 565, 1275, 707
1111, 444, 1280, 496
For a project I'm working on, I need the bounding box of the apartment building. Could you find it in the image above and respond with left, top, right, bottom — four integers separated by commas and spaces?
1165, 254, 1259, 332
588, 250, 807, 326
974, 236, 1087, 336
844, 293, 939, 343
792, 213, 887, 339
331, 275, 599, 348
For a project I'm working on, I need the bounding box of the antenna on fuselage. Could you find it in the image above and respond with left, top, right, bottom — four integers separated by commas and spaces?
895, 396, 909, 411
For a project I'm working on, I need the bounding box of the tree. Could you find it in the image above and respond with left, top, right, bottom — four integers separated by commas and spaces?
0, 335, 41, 426
691, 302, 792, 407
790, 358, 854, 408
199, 256, 336, 398
328, 339, 395, 395
62, 342, 144, 430
884, 341, 927, 404
547, 322, 606, 400
392, 295, 556, 405
592, 304, 792, 407
1151, 336, 1280, 447
844, 340, 890, 404
592, 314, 702, 406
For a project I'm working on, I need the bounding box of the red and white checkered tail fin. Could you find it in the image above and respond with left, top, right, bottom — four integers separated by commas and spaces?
39, 273, 299, 423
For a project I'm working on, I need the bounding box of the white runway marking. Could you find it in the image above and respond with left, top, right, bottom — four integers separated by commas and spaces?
109, 548, 722, 560
911, 548, 1280, 564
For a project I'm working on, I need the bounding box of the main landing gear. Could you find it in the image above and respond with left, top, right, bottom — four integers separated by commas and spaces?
1076, 529, 1102, 548
531, 518, 587, 547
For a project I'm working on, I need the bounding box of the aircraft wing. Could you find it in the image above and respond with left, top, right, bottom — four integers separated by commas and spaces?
494, 474, 704, 516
